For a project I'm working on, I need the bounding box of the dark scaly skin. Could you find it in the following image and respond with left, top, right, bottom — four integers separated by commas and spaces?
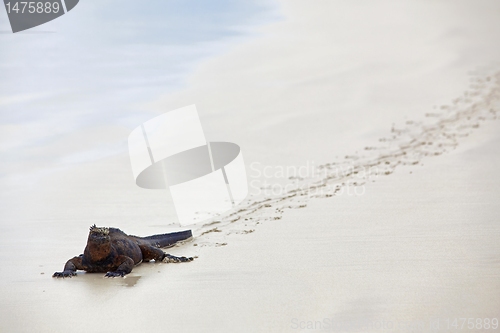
53, 225, 193, 278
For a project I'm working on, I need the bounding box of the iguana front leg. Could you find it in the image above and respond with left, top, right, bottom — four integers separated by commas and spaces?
104, 255, 135, 277
53, 254, 85, 278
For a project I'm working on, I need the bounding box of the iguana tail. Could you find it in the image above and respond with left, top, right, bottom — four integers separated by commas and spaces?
136, 230, 193, 248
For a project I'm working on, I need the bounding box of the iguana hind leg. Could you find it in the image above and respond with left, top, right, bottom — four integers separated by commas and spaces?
164, 254, 194, 263
139, 244, 193, 263
139, 244, 166, 262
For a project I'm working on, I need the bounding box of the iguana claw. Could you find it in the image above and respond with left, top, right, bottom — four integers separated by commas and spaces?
163, 254, 194, 263
105, 271, 125, 278
52, 271, 76, 278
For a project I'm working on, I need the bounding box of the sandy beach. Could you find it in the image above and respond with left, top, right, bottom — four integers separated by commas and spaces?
1, 103, 500, 332
1, 0, 500, 332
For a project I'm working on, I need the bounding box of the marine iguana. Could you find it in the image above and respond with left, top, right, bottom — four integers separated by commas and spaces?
53, 225, 193, 278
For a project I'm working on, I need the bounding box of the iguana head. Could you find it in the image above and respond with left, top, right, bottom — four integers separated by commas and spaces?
88, 224, 110, 244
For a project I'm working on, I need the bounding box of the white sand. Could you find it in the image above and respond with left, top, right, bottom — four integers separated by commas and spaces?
1, 0, 500, 332
1, 110, 499, 333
